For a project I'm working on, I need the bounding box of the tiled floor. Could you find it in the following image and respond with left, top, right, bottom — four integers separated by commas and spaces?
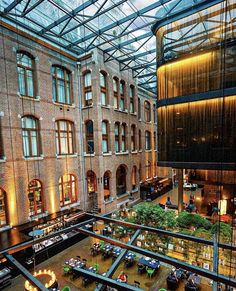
6, 236, 212, 291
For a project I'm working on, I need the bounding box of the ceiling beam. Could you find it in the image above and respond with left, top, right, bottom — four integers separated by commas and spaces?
3, 0, 24, 13
38, 0, 98, 35
119, 48, 156, 62
67, 0, 173, 47
137, 72, 156, 79
104, 32, 153, 53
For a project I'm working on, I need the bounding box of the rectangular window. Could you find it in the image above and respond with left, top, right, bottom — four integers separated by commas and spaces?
17, 67, 26, 95
114, 96, 118, 109
56, 120, 75, 155
102, 140, 108, 153
84, 71, 92, 106
115, 124, 120, 152
101, 92, 106, 106
120, 98, 125, 110
26, 70, 34, 97
145, 131, 151, 150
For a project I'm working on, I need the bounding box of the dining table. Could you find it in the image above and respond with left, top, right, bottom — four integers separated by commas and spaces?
138, 256, 160, 269
112, 246, 122, 257
102, 244, 114, 253
65, 258, 85, 268
124, 252, 136, 261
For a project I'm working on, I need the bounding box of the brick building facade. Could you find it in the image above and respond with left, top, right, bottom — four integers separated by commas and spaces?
0, 26, 169, 227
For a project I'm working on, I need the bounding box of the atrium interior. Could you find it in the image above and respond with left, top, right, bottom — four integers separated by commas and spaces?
0, 0, 235, 290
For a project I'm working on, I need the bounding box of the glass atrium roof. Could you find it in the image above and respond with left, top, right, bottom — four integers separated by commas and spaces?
0, 0, 229, 93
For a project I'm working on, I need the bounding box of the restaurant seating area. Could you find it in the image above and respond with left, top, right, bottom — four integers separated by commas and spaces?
3, 234, 212, 291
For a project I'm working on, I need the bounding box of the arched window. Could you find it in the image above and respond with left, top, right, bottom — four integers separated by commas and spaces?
59, 174, 77, 206
131, 124, 136, 151
120, 80, 126, 110
52, 65, 72, 104
132, 166, 137, 190
85, 120, 94, 154
56, 120, 75, 155
22, 116, 41, 157
139, 130, 142, 151
103, 171, 111, 201
145, 130, 151, 150
0, 188, 8, 226
129, 85, 135, 113
102, 120, 109, 153
28, 179, 43, 216
121, 123, 126, 152
100, 71, 107, 106
113, 77, 119, 109
87, 170, 97, 194
146, 161, 152, 179
116, 165, 127, 196
138, 98, 141, 120
153, 104, 157, 123
144, 101, 151, 122
115, 122, 120, 152
83, 71, 92, 106
17, 52, 34, 97
154, 131, 157, 150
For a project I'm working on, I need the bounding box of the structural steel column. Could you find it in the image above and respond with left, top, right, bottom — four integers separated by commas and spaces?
178, 169, 183, 212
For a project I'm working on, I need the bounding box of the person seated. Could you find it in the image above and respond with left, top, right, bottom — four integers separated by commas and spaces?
167, 271, 179, 290
185, 278, 197, 290
186, 202, 196, 213
166, 196, 172, 206
168, 270, 178, 282
117, 271, 127, 283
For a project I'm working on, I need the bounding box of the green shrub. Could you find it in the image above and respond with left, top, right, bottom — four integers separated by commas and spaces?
133, 203, 176, 230
176, 211, 212, 230
211, 222, 232, 243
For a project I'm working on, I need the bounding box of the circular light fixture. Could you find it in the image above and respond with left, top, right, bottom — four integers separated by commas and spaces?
25, 269, 56, 290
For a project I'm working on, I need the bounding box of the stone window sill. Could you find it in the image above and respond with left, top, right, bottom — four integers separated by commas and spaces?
104, 198, 114, 205
130, 112, 137, 116
0, 157, 6, 163
103, 151, 112, 156
138, 118, 142, 122
145, 149, 152, 152
117, 192, 130, 200
84, 152, 95, 157
115, 151, 129, 155
131, 188, 139, 194
20, 95, 40, 101
82, 104, 93, 109
119, 109, 128, 114
24, 155, 44, 161
138, 150, 143, 153
53, 101, 75, 108
131, 150, 138, 154
101, 105, 110, 109
56, 153, 78, 159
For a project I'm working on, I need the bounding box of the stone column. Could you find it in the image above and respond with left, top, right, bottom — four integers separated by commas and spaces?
178, 168, 184, 213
